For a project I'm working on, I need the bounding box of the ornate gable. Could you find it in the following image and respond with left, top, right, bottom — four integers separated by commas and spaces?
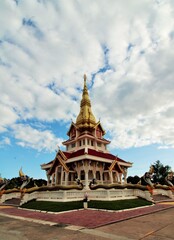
94, 121, 106, 137
67, 122, 77, 137
48, 150, 69, 175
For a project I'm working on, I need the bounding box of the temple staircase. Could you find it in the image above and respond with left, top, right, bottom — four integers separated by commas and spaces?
152, 193, 173, 203
4, 197, 21, 206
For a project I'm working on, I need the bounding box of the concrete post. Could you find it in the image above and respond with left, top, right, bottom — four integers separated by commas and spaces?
83, 202, 88, 209
65, 172, 68, 185
60, 168, 64, 185
109, 171, 113, 184
85, 171, 88, 189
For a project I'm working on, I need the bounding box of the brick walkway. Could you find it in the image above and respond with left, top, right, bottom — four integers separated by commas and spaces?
0, 202, 174, 229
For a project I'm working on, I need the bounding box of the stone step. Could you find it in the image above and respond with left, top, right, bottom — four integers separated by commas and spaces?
4, 198, 21, 206
153, 194, 172, 203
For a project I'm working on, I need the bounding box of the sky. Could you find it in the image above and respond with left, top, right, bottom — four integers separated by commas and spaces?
0, 0, 174, 180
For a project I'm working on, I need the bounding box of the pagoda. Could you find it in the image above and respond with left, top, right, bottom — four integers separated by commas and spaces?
41, 75, 132, 188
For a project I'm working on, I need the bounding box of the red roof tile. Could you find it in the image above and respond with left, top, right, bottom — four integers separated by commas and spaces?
87, 149, 126, 163
42, 148, 130, 168
69, 149, 85, 158
63, 148, 127, 163
63, 151, 71, 158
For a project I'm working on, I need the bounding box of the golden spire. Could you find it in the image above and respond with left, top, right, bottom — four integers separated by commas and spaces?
76, 74, 96, 129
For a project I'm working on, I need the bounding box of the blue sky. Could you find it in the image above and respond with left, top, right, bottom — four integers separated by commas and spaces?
0, 0, 174, 180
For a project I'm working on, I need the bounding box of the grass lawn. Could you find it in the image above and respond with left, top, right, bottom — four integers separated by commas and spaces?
21, 198, 152, 212
88, 198, 152, 210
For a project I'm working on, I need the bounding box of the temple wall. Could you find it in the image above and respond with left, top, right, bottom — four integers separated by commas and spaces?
1, 188, 173, 205
20, 189, 136, 205
47, 159, 128, 188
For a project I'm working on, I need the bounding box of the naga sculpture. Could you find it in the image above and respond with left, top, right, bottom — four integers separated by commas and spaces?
140, 166, 174, 192
140, 165, 155, 194
89, 178, 148, 191
0, 174, 84, 200
89, 165, 174, 195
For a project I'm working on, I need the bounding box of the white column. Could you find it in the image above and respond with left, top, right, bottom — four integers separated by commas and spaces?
51, 173, 55, 185
55, 167, 58, 185
65, 172, 68, 185
47, 175, 50, 186
109, 172, 113, 184
93, 171, 96, 179
123, 167, 128, 184
100, 171, 103, 184
77, 173, 80, 179
85, 171, 89, 189
60, 168, 63, 185
119, 173, 122, 183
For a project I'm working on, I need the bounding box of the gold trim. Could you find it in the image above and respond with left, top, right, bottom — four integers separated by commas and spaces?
109, 157, 118, 172
59, 150, 67, 161
57, 155, 69, 172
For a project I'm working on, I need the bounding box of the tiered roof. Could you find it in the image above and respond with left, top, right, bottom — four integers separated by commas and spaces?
41, 74, 132, 174
41, 148, 132, 170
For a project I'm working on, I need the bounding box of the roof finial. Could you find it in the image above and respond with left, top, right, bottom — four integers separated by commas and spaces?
84, 74, 87, 83
76, 74, 96, 129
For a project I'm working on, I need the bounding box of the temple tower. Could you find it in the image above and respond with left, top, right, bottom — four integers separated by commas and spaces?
41, 75, 132, 188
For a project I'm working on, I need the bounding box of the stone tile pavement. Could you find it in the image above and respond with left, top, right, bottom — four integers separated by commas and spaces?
0, 202, 174, 229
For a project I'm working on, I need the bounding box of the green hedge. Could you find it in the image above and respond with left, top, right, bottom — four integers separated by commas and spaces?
21, 198, 152, 212
88, 198, 152, 210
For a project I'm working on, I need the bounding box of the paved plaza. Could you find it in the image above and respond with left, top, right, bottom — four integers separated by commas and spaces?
0, 202, 174, 240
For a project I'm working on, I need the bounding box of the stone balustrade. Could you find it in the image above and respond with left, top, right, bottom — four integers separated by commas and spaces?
134, 189, 153, 202
0, 191, 21, 203
19, 189, 136, 205
1, 187, 173, 205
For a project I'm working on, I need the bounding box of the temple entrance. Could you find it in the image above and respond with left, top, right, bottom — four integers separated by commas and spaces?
56, 167, 61, 185
88, 170, 93, 181
103, 172, 110, 183
96, 171, 100, 180
81, 170, 85, 180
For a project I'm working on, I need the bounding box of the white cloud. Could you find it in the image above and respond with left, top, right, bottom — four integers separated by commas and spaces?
0, 0, 174, 151
0, 103, 19, 133
12, 124, 64, 152
0, 137, 11, 147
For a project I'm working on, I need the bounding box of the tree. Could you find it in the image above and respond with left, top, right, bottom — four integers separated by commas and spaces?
152, 160, 172, 184
127, 175, 140, 184
127, 176, 134, 184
